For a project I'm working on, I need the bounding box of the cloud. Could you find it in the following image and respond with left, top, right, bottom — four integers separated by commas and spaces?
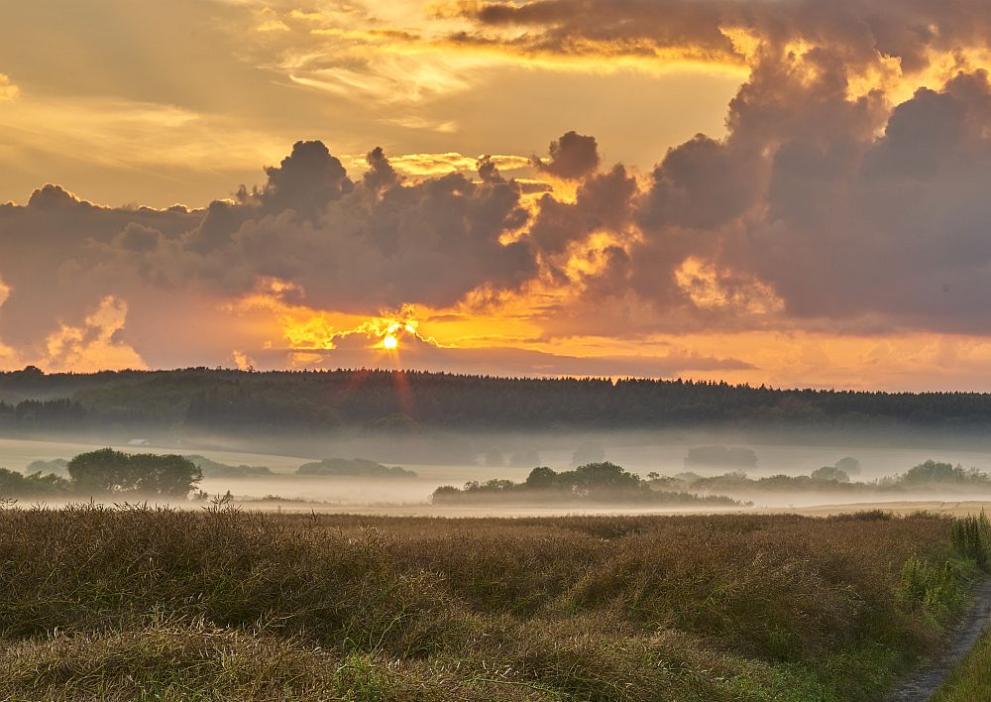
533, 131, 601, 180
4, 16, 991, 383
40, 296, 145, 372
274, 322, 753, 378
116, 142, 539, 311
0, 296, 146, 373
461, 0, 991, 76
0, 74, 18, 100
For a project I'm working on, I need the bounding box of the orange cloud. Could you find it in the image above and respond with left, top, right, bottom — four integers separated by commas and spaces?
40, 296, 146, 373
0, 73, 18, 100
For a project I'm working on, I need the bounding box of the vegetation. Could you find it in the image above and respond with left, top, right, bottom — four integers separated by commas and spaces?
185, 455, 273, 478
0, 468, 70, 498
0, 449, 202, 500
658, 460, 991, 498
932, 632, 991, 701
68, 449, 202, 497
433, 462, 739, 505
297, 458, 417, 479
810, 465, 851, 482
901, 460, 991, 485
0, 507, 985, 701
10, 367, 991, 434
24, 458, 69, 476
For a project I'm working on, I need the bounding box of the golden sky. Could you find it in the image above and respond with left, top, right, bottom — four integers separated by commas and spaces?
2, 0, 991, 390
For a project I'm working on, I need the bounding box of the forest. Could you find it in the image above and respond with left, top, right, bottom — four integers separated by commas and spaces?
4, 366, 991, 435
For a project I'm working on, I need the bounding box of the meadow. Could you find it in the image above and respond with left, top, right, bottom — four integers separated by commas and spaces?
0, 506, 986, 701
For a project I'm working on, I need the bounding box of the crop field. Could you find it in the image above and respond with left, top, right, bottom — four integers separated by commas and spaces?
0, 507, 986, 701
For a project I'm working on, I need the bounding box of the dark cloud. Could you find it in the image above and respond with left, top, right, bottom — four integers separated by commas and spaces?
465, 0, 991, 74
529, 164, 637, 256
0, 140, 544, 364
533, 131, 600, 179
258, 140, 354, 219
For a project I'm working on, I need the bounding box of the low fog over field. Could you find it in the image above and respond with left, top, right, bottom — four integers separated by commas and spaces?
7, 426, 991, 514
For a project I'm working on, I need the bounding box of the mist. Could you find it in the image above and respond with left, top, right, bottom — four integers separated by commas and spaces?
7, 424, 991, 515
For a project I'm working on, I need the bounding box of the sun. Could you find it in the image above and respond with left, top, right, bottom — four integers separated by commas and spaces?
382, 334, 399, 350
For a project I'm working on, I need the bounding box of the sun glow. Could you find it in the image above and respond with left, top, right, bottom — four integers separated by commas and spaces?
382, 334, 399, 350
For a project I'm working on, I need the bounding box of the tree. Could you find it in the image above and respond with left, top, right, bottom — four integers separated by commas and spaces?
569, 462, 641, 490
68, 449, 133, 494
525, 466, 558, 488
130, 454, 203, 497
811, 466, 850, 483
901, 460, 986, 484
0, 468, 71, 497
68, 449, 202, 497
835, 457, 861, 475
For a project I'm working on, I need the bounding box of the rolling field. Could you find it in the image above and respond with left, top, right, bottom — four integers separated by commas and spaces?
0, 507, 986, 701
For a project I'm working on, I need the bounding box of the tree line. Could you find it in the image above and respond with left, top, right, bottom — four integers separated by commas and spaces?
5, 366, 991, 432
0, 449, 202, 499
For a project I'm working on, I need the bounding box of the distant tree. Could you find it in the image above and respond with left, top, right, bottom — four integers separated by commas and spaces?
68, 449, 202, 497
811, 466, 851, 483
901, 460, 988, 484
68, 449, 133, 494
647, 472, 661, 481
25, 458, 70, 476
296, 458, 416, 479
431, 485, 461, 503
525, 466, 558, 488
0, 468, 71, 497
132, 454, 203, 497
569, 462, 640, 490
835, 457, 861, 475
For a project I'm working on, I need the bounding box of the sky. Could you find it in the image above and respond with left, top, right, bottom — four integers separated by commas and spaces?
2, 0, 991, 390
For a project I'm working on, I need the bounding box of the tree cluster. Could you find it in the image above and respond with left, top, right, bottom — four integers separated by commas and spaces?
0, 449, 202, 499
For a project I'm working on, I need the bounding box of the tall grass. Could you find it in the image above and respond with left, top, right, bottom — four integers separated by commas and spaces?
0, 506, 981, 701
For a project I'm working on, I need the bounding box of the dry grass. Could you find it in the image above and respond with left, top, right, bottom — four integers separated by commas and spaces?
0, 507, 980, 701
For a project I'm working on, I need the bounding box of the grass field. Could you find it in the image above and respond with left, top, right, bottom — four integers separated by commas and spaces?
0, 506, 985, 701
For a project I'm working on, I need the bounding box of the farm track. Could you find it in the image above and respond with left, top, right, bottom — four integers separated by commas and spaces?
888, 578, 991, 701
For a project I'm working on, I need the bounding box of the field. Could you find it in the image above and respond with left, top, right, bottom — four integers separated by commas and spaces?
0, 506, 986, 701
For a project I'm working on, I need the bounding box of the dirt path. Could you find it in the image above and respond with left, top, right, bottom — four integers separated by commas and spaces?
888, 578, 991, 701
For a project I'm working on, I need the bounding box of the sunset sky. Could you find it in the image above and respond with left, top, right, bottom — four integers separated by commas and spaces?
3, 0, 991, 389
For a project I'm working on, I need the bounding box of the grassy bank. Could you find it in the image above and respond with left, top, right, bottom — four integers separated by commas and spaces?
932, 631, 991, 701
0, 507, 984, 701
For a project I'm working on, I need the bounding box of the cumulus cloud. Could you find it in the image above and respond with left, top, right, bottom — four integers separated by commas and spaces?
533, 131, 600, 180
0, 293, 145, 372
41, 296, 146, 372
167, 142, 537, 310
5, 1, 991, 377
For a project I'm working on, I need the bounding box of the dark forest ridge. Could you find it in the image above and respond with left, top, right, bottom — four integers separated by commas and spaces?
3, 366, 991, 434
